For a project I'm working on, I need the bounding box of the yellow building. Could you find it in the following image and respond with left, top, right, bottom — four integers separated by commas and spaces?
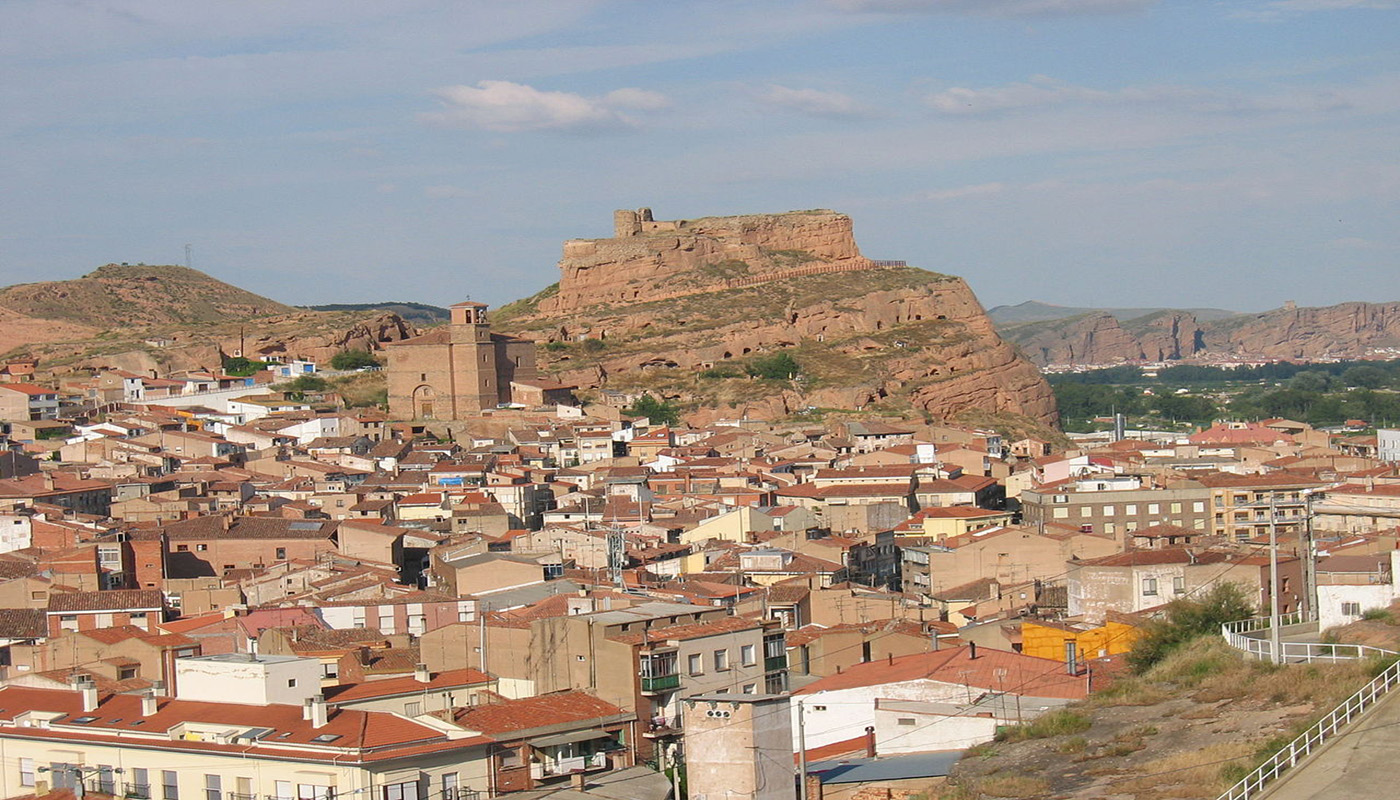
1021, 615, 1143, 662
911, 506, 1015, 541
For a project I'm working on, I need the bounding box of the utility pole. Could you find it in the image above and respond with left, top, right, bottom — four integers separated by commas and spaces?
1269, 494, 1282, 665
1301, 489, 1319, 621
797, 701, 808, 800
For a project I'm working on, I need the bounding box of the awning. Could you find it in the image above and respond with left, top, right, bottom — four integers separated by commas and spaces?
528, 729, 615, 748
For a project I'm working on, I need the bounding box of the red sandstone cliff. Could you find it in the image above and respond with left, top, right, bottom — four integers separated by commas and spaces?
500, 208, 1059, 426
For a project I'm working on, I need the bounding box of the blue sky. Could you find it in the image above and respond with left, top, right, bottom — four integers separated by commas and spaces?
1, 0, 1397, 313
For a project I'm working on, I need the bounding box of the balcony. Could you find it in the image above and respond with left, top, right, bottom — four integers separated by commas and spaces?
532, 752, 610, 779
643, 715, 683, 738
765, 654, 788, 672
640, 673, 680, 693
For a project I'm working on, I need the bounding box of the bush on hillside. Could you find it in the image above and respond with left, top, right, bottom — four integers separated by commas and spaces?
330, 349, 380, 370
1127, 582, 1255, 674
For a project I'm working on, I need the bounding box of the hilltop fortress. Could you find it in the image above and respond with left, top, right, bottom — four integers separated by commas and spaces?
540, 208, 898, 313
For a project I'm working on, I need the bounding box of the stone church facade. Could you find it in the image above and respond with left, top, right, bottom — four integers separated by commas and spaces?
386, 301, 538, 420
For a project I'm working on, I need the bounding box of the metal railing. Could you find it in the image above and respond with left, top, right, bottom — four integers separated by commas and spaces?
1218, 614, 1400, 799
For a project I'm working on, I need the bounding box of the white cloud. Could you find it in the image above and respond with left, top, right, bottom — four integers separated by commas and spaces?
922, 182, 1005, 201
755, 85, 865, 117
603, 88, 670, 110
419, 80, 667, 132
828, 0, 1155, 16
924, 76, 1204, 114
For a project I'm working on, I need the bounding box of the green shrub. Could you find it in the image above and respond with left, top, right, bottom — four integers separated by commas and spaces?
746, 351, 799, 380
581, 338, 606, 353
222, 356, 268, 377
1127, 582, 1255, 673
1362, 607, 1395, 623
330, 349, 380, 370
995, 709, 1091, 742
625, 394, 680, 426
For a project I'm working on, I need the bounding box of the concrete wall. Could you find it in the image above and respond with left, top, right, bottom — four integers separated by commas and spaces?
175, 655, 323, 705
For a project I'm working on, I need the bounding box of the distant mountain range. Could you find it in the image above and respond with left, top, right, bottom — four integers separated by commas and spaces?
992, 300, 1400, 366
306, 302, 449, 325
988, 300, 1240, 326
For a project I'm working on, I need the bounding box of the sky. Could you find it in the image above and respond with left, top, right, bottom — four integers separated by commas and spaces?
1, 0, 1397, 314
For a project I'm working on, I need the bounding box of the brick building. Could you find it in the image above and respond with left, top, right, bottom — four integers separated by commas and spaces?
386, 301, 538, 420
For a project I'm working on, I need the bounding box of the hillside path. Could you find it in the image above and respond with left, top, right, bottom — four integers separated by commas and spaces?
1261, 686, 1400, 799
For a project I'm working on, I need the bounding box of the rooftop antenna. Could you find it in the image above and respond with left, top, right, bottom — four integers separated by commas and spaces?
184, 243, 192, 269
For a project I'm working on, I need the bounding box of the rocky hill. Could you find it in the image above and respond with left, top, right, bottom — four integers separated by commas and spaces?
0, 264, 416, 376
1002, 302, 1400, 366
0, 264, 295, 326
495, 208, 1058, 427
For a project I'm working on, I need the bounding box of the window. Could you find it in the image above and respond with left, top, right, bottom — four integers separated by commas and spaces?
322, 663, 338, 679
1125, 504, 1138, 515
205, 774, 221, 800
1142, 577, 1158, 597
1173, 576, 1186, 594
275, 548, 287, 559
1103, 505, 1116, 516
19, 758, 33, 787
1147, 503, 1160, 515
441, 775, 458, 800
812, 705, 827, 712
297, 785, 332, 800
743, 683, 756, 694
177, 544, 189, 552
897, 717, 916, 726
713, 649, 729, 671
287, 678, 298, 688
275, 783, 293, 800
379, 615, 394, 631
740, 644, 756, 666
196, 544, 208, 552
384, 781, 420, 800
1171, 502, 1182, 514
1342, 602, 1362, 616
688, 653, 703, 675
131, 768, 150, 799
405, 701, 422, 716
1193, 501, 1206, 513
1052, 508, 1068, 519
99, 766, 116, 795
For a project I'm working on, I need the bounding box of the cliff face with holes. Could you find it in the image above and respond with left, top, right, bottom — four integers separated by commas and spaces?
498, 209, 1058, 426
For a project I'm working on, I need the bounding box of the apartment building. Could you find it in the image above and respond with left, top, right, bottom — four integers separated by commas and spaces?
1194, 472, 1326, 542
1020, 479, 1212, 539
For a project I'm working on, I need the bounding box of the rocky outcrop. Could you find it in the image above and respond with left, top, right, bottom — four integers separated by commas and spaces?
1004, 302, 1400, 366
501, 209, 1059, 426
543, 208, 870, 313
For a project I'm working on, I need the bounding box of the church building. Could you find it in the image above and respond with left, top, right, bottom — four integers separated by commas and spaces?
386, 301, 547, 420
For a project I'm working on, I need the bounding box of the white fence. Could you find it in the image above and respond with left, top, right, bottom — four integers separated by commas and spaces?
1218, 614, 1400, 800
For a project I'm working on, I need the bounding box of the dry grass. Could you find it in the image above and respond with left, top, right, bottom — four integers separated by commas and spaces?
1114, 741, 1257, 798
974, 776, 1052, 798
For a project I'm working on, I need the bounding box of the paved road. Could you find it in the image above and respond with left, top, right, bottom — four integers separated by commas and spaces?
1262, 686, 1400, 799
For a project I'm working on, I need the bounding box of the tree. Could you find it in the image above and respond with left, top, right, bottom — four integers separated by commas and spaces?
330, 349, 380, 370
282, 375, 328, 397
1127, 582, 1255, 673
222, 356, 264, 377
747, 351, 800, 380
626, 394, 680, 426
1289, 370, 1331, 393
1342, 365, 1387, 390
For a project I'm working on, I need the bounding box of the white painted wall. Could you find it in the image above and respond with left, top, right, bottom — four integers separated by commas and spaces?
176, 655, 324, 706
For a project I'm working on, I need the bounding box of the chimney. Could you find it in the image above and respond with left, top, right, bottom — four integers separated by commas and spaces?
570, 772, 587, 792
969, 642, 978, 660
43, 473, 55, 492
79, 679, 99, 712
887, 653, 893, 667
141, 689, 159, 717
414, 663, 431, 683
864, 726, 877, 758
304, 695, 328, 729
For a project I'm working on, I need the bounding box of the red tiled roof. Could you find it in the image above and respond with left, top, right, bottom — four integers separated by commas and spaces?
324, 668, 494, 703
454, 690, 623, 736
795, 645, 1088, 700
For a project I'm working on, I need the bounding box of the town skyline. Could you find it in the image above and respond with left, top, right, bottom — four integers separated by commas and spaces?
2, 1, 1397, 311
